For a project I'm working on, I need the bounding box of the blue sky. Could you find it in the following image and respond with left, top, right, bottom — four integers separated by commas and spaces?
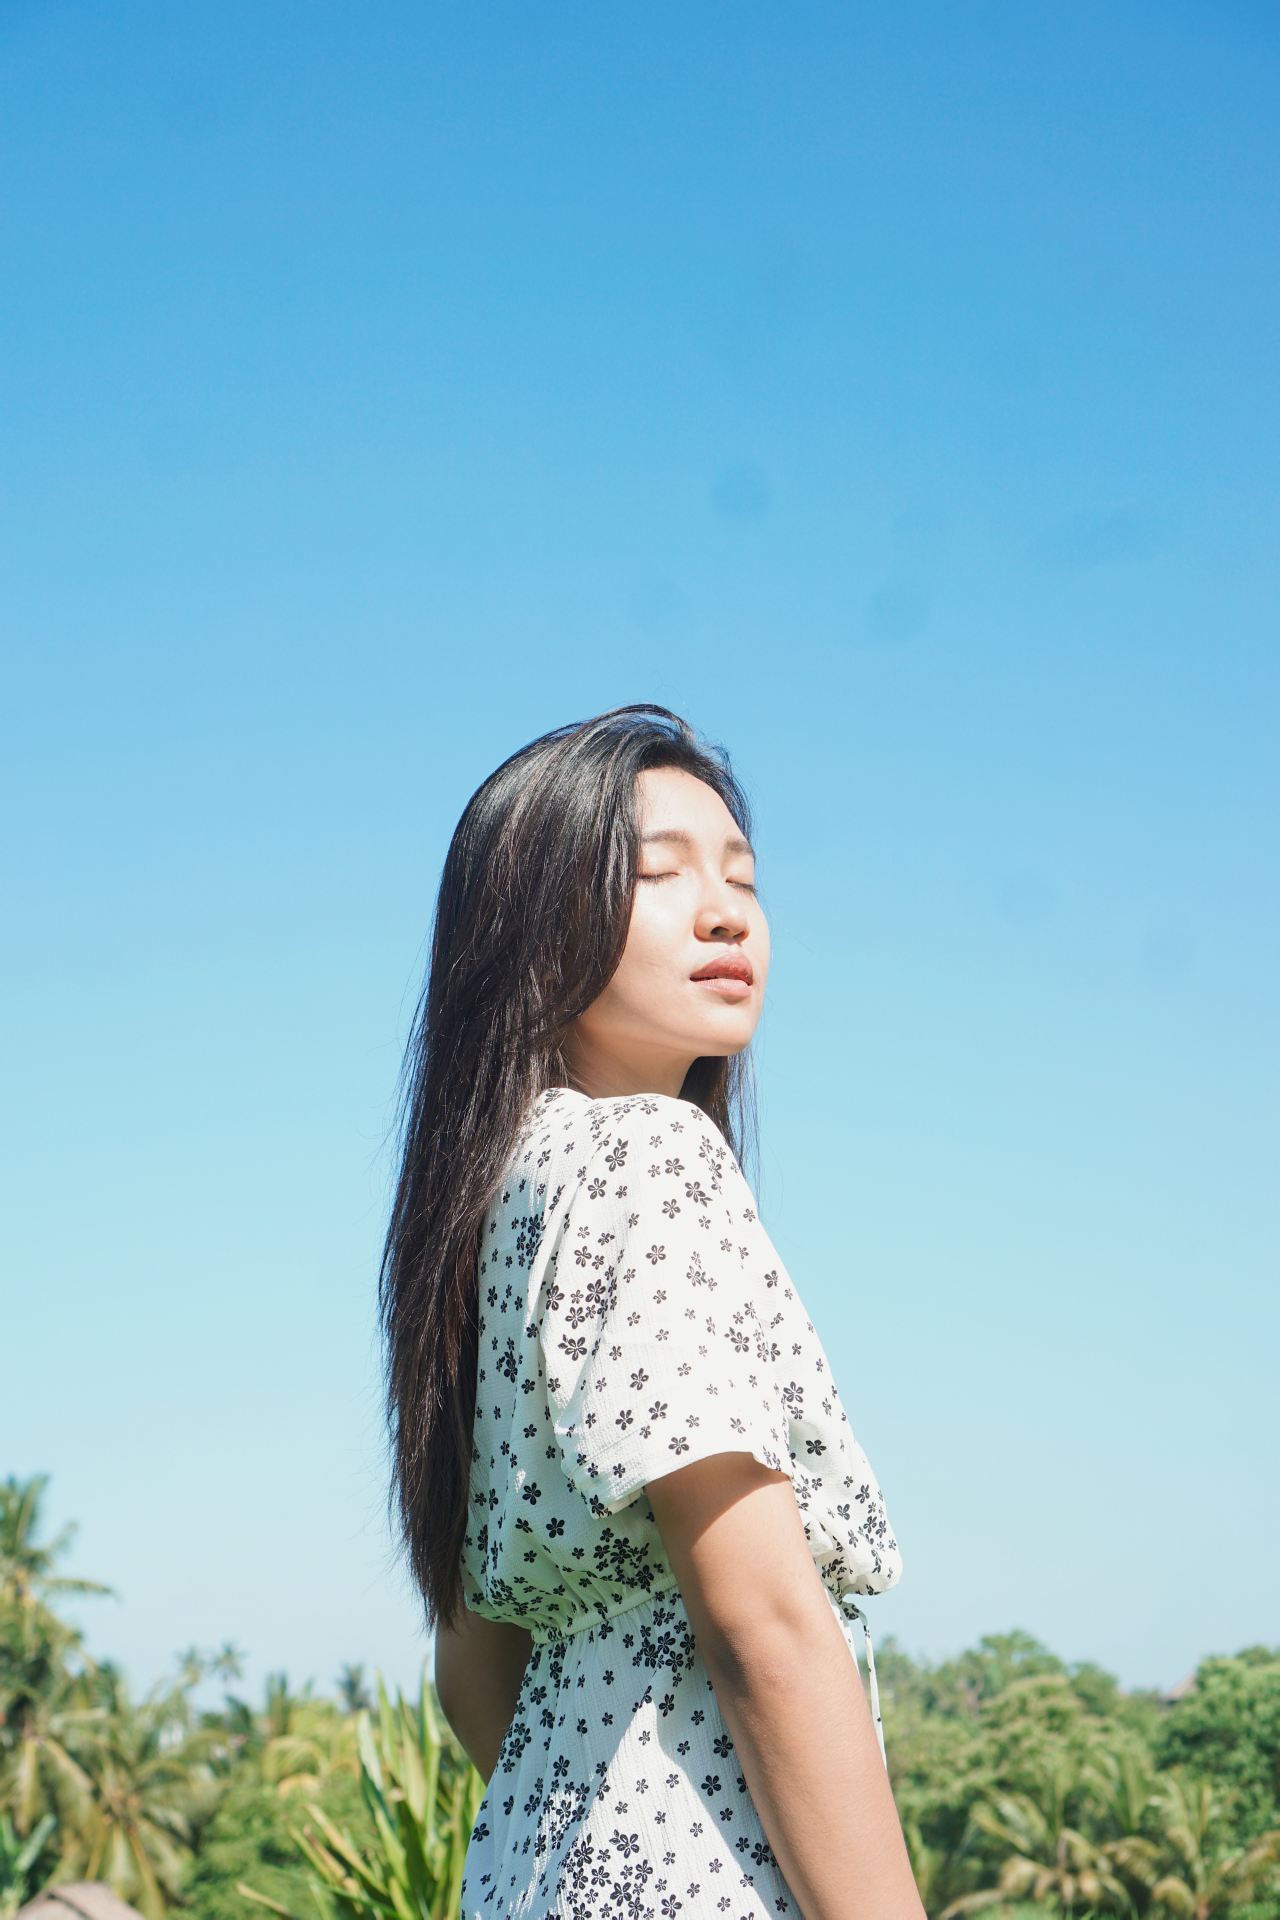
4, 1, 1276, 1704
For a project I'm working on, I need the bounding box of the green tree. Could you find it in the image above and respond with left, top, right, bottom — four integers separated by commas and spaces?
0, 1581, 100, 1841
0, 1476, 113, 1617
1115, 1771, 1280, 1920
1155, 1651, 1280, 1851
238, 1674, 484, 1920
260, 1703, 358, 1800
186, 1771, 369, 1920
938, 1740, 1138, 1918
0, 1475, 112, 1843
49, 1663, 221, 1920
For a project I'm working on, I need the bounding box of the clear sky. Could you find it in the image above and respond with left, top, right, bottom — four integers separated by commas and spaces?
4, 2, 1277, 1705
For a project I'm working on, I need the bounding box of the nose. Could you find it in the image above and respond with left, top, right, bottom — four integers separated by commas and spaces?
694, 875, 751, 942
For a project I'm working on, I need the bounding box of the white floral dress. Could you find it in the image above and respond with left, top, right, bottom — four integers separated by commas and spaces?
458, 1085, 903, 1919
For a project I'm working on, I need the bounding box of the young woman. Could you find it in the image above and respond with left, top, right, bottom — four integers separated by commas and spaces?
379, 704, 924, 1920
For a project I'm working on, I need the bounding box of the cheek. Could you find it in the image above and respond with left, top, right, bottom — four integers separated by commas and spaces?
577, 896, 677, 1036
754, 918, 772, 981
617, 889, 678, 978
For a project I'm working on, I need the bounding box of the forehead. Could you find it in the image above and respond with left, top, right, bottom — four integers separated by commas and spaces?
635, 766, 754, 856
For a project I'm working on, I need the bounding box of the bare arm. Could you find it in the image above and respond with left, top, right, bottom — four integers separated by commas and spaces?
432, 1604, 534, 1783
648, 1455, 925, 1920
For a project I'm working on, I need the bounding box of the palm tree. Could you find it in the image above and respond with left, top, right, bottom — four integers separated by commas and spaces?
1089, 1739, 1161, 1849
210, 1643, 245, 1687
262, 1673, 314, 1744
50, 1671, 220, 1920
0, 1593, 102, 1838
174, 1643, 245, 1694
212, 1670, 336, 1785
335, 1664, 371, 1716
1113, 1771, 1280, 1919
1085, 1736, 1169, 1910
938, 1744, 1137, 1918
259, 1702, 358, 1798
0, 1476, 113, 1615
0, 1472, 118, 1835
900, 1812, 960, 1919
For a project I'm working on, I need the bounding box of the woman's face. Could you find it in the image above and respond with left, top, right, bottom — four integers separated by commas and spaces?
563, 765, 770, 1098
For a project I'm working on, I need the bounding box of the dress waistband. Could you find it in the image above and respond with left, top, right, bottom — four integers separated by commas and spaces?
838, 1594, 888, 1771
527, 1585, 888, 1771
528, 1583, 674, 1647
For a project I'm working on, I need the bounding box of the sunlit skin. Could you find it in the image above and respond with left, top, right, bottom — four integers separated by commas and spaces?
561, 765, 770, 1100
440, 761, 925, 1914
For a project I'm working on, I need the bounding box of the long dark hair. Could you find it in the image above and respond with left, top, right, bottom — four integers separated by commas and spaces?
378, 702, 761, 1633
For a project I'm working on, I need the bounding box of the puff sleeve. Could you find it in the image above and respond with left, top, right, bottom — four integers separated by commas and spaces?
538, 1093, 797, 1516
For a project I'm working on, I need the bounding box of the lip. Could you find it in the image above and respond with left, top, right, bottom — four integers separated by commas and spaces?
689, 955, 754, 986
693, 975, 753, 1000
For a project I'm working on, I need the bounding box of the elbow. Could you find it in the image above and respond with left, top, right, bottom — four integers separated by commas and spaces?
700, 1588, 836, 1693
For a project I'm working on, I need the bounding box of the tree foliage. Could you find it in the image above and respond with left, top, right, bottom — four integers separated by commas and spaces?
2, 1475, 1279, 1920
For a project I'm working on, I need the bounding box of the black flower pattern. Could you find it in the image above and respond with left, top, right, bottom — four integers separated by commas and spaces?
459, 1087, 903, 1918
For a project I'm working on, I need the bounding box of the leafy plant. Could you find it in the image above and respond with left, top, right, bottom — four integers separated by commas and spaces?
0, 1810, 56, 1918
238, 1672, 484, 1920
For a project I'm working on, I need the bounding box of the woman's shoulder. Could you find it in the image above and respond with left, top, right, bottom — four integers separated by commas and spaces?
563, 1086, 731, 1155
523, 1086, 740, 1198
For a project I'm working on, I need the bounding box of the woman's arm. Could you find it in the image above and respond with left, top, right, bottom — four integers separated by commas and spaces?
432, 1604, 534, 1783
648, 1454, 926, 1920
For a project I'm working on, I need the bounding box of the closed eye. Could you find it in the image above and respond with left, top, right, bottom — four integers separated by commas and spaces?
638, 872, 758, 895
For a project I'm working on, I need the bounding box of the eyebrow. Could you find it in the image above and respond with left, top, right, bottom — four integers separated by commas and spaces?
640, 828, 756, 859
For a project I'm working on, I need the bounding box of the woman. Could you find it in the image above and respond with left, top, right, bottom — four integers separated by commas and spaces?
379, 704, 924, 1919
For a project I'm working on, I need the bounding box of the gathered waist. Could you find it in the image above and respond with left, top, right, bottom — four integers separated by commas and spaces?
525, 1579, 888, 1772
526, 1578, 681, 1646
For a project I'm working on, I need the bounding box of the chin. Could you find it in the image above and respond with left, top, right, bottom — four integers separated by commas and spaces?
698, 1017, 757, 1048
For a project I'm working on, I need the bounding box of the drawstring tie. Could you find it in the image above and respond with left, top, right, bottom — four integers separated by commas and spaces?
839, 1594, 887, 1771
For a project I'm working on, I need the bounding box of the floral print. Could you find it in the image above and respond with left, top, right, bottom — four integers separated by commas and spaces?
459, 1086, 903, 1918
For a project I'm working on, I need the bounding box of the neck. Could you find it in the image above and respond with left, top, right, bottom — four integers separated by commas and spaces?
560, 1049, 691, 1101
